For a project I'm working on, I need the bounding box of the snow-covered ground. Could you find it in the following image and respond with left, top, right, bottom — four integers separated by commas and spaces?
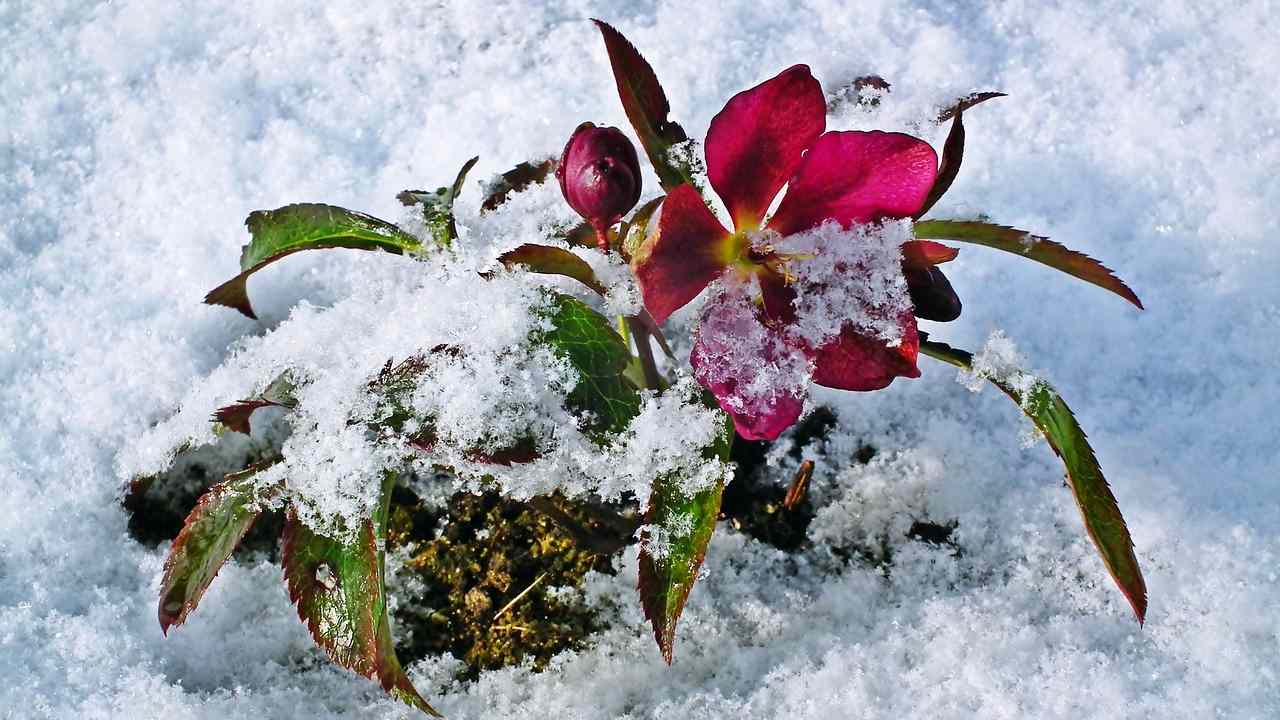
2, 1, 1278, 717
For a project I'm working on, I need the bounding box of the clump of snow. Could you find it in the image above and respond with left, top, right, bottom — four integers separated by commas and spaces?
692, 279, 813, 418
960, 329, 1046, 405
777, 217, 914, 348
582, 248, 645, 316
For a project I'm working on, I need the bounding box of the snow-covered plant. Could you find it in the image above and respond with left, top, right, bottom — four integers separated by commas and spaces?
142, 20, 1149, 715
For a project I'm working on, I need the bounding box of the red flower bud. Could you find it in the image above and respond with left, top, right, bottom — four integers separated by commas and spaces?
556, 122, 641, 251
906, 265, 962, 322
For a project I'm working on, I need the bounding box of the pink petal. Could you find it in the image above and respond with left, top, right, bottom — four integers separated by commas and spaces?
692, 344, 806, 441
631, 184, 733, 324
705, 65, 825, 232
690, 287, 809, 441
810, 313, 922, 391
769, 131, 939, 236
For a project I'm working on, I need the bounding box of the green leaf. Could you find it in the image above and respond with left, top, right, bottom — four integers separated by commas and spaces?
918, 335, 1147, 624
398, 155, 479, 247
205, 204, 423, 319
536, 293, 641, 437
283, 474, 440, 716
158, 461, 280, 634
638, 405, 733, 663
481, 158, 557, 212
498, 244, 607, 295
913, 219, 1143, 309
592, 19, 693, 191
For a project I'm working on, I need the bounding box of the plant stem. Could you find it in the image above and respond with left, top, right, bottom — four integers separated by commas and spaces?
625, 316, 664, 390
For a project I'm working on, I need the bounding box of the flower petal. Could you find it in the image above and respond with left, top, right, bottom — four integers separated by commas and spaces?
769, 131, 939, 236
690, 285, 809, 441
631, 184, 733, 324
705, 65, 825, 232
810, 313, 922, 391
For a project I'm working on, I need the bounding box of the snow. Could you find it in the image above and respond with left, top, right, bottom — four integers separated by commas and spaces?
3, 1, 1279, 718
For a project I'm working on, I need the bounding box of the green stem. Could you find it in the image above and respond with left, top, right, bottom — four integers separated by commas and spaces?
626, 316, 664, 390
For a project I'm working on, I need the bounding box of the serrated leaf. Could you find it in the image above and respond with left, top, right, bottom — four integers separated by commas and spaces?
913, 220, 1143, 309
592, 19, 692, 190
205, 204, 423, 319
481, 158, 557, 212
918, 94, 1003, 218
917, 108, 966, 218
498, 244, 606, 295
537, 293, 641, 437
937, 91, 1006, 122
638, 404, 733, 663
158, 461, 280, 634
282, 474, 439, 716
398, 155, 479, 247
918, 335, 1147, 624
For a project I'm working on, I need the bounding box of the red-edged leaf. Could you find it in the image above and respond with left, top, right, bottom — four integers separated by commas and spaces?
282, 474, 440, 716
158, 462, 280, 634
212, 375, 298, 435
592, 19, 691, 190
913, 220, 1143, 309
213, 400, 284, 435
481, 158, 558, 212
205, 204, 422, 319
497, 244, 607, 295
917, 108, 965, 218
918, 335, 1148, 624
937, 91, 1006, 122
919, 94, 1004, 218
638, 406, 733, 662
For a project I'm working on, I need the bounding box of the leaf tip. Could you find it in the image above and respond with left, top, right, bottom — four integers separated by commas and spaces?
203, 275, 257, 320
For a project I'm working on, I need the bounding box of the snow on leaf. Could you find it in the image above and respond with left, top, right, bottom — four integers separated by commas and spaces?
937, 91, 1006, 122
638, 404, 733, 663
536, 292, 641, 438
912, 219, 1144, 309
282, 473, 440, 716
204, 204, 423, 319
918, 334, 1148, 625
592, 19, 692, 190
158, 461, 281, 634
497, 244, 607, 295
398, 155, 479, 247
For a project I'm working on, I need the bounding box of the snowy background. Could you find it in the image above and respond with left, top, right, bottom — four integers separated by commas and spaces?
2, 1, 1278, 717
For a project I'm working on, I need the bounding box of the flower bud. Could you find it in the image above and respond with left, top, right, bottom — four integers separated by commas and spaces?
556, 122, 641, 251
906, 265, 962, 322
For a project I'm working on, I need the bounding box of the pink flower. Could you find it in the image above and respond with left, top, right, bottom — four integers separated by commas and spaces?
630, 65, 941, 440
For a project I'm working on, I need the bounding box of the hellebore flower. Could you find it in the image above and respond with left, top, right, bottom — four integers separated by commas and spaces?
631, 65, 942, 440
556, 122, 642, 251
